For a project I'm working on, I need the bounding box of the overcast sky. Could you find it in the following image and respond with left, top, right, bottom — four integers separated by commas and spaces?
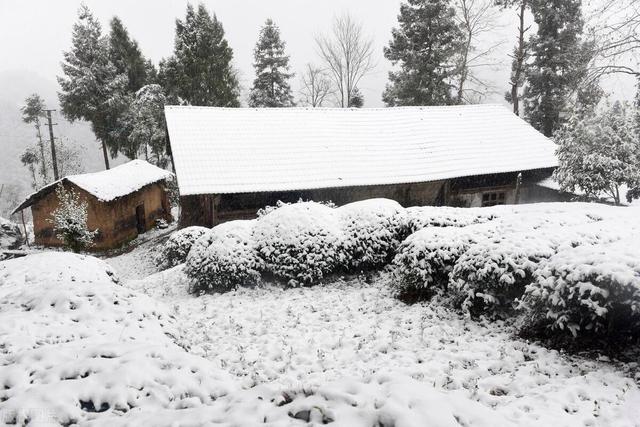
0, 0, 635, 107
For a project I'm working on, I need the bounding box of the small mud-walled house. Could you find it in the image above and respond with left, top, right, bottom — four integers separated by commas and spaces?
12, 160, 174, 250
164, 105, 564, 228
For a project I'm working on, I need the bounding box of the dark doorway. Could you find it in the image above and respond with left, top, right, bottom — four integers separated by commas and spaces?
135, 204, 146, 233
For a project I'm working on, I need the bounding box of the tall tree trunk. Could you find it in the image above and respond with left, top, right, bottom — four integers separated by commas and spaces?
511, 0, 527, 116
101, 140, 110, 170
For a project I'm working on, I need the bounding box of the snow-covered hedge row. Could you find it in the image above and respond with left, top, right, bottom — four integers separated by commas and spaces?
185, 221, 262, 293
156, 226, 208, 269
392, 203, 640, 346
391, 225, 489, 302
177, 199, 412, 290
253, 202, 344, 286
521, 239, 640, 344
337, 199, 407, 270
405, 206, 497, 233
449, 233, 556, 318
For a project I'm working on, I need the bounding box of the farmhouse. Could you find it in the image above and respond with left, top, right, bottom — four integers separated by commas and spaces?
12, 160, 174, 250
165, 105, 565, 228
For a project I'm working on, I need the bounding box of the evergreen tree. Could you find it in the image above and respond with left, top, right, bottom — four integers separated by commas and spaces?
249, 19, 294, 107
58, 5, 128, 169
523, 0, 588, 137
109, 16, 148, 93
127, 84, 169, 166
554, 102, 640, 205
348, 88, 364, 107
383, 0, 464, 106
160, 4, 239, 106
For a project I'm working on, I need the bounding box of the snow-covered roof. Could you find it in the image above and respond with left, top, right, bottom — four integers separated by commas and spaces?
12, 160, 174, 213
165, 105, 558, 196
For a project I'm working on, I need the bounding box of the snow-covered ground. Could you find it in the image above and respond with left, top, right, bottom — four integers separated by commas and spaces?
127, 266, 640, 426
1, 202, 640, 426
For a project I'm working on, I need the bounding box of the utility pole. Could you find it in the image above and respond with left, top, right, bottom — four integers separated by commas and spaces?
44, 109, 59, 181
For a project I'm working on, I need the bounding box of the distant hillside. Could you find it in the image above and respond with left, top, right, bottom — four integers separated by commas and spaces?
0, 69, 126, 217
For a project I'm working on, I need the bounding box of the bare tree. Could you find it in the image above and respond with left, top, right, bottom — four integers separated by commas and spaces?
299, 64, 335, 107
496, 0, 530, 115
584, 0, 640, 79
315, 13, 375, 107
454, 0, 503, 103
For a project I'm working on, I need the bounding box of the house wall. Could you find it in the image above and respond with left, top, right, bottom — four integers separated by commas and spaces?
180, 181, 446, 227
178, 169, 565, 228
32, 182, 171, 250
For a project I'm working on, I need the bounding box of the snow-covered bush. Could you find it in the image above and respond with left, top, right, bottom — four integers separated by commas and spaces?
450, 232, 556, 318
0, 216, 22, 250
391, 225, 488, 302
405, 206, 497, 233
256, 199, 336, 218
337, 199, 407, 270
156, 226, 208, 269
185, 221, 262, 293
48, 183, 98, 252
253, 202, 344, 286
520, 239, 640, 346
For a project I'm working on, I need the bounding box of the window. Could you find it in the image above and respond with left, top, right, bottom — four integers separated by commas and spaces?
482, 192, 506, 207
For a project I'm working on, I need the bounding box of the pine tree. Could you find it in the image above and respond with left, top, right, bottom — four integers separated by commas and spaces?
109, 17, 149, 93
383, 0, 464, 106
249, 19, 294, 107
160, 4, 239, 106
523, 0, 588, 137
127, 84, 169, 166
58, 5, 128, 169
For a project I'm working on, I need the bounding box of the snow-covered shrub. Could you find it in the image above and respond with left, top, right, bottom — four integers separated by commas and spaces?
0, 216, 22, 250
520, 239, 640, 346
337, 199, 407, 270
391, 225, 487, 302
450, 232, 556, 318
257, 199, 337, 218
156, 226, 208, 269
185, 220, 262, 293
253, 202, 344, 286
48, 183, 98, 252
405, 206, 497, 233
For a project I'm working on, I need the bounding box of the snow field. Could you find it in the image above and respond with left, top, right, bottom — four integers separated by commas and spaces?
0, 253, 236, 425
127, 267, 640, 426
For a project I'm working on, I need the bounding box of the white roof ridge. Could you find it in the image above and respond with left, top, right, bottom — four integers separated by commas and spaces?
164, 104, 509, 112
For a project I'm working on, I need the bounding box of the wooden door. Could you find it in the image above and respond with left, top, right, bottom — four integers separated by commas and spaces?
136, 204, 146, 233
